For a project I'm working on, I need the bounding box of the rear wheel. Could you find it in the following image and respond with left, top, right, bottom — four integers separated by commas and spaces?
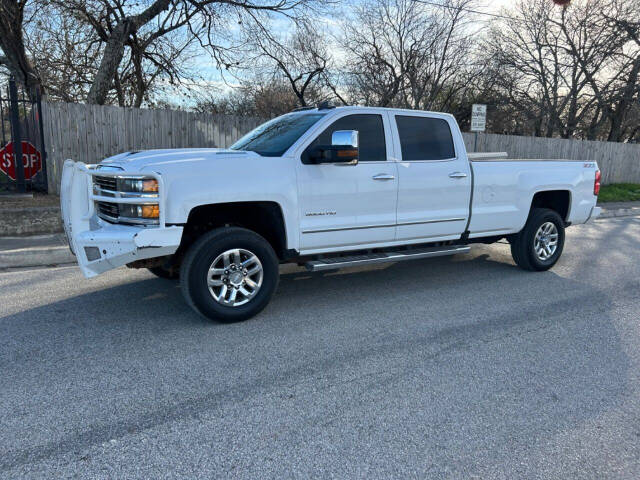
180, 227, 279, 322
510, 208, 565, 271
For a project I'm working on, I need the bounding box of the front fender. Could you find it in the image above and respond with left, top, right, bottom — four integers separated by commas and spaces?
150, 156, 299, 251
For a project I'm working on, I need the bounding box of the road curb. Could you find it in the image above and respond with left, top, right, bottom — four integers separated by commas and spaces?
0, 206, 63, 236
598, 207, 640, 219
0, 245, 76, 269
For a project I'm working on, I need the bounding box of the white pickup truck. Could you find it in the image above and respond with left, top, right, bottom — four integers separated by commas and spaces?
61, 106, 601, 322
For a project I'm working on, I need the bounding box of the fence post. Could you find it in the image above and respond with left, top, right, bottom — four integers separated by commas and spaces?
8, 77, 25, 193
35, 86, 48, 192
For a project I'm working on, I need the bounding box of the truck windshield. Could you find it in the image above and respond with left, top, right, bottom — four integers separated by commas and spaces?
230, 112, 326, 157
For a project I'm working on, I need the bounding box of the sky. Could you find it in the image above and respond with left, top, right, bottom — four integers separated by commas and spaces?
487, 0, 512, 11
158, 0, 519, 107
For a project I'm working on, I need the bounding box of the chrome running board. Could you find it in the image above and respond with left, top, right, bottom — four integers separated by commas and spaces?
305, 245, 471, 272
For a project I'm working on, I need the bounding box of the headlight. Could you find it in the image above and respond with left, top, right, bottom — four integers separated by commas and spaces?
117, 178, 158, 194
119, 203, 159, 220
93, 174, 161, 226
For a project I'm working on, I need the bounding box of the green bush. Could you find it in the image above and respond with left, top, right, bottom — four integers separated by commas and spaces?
598, 184, 640, 203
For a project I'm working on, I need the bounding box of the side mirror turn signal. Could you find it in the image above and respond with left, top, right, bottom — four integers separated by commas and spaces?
309, 129, 359, 165
309, 145, 359, 165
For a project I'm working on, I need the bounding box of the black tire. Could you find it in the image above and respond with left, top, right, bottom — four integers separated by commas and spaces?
180, 227, 279, 322
510, 208, 565, 271
147, 266, 179, 280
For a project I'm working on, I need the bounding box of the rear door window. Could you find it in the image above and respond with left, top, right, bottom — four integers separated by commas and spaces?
395, 116, 455, 161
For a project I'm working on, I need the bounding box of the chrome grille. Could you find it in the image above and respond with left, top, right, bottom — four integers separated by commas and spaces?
94, 176, 117, 191
97, 201, 119, 221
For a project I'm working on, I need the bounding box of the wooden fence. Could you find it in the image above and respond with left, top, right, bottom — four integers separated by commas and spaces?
42, 101, 640, 193
42, 102, 265, 193
462, 132, 640, 186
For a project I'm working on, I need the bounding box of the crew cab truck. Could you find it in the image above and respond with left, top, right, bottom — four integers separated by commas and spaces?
61, 106, 602, 322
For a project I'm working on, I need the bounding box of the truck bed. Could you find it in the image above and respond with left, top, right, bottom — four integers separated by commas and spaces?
467, 156, 599, 238
468, 152, 594, 163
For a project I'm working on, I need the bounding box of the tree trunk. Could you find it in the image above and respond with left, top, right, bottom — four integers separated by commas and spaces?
113, 72, 126, 107
132, 48, 146, 108
86, 0, 171, 105
87, 21, 132, 105
607, 57, 640, 142
0, 0, 42, 95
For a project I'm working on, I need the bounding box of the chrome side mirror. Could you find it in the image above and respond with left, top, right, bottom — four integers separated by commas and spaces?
332, 130, 359, 148
308, 130, 359, 165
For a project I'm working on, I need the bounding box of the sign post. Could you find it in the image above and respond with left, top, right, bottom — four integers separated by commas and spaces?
470, 104, 487, 152
8, 77, 25, 192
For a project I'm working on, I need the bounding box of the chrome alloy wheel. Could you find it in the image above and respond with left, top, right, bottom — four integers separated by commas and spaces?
534, 221, 559, 261
207, 248, 263, 307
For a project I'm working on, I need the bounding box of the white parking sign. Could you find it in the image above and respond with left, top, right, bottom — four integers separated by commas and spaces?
471, 104, 487, 132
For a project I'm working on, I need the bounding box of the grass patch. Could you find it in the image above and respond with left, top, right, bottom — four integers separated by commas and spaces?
598, 183, 640, 203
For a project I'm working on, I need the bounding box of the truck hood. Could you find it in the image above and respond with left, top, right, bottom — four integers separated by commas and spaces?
98, 148, 260, 171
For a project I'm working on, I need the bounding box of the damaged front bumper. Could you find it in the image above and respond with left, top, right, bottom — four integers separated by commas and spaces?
60, 160, 183, 278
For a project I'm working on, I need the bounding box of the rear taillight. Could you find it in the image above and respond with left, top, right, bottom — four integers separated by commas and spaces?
594, 170, 601, 196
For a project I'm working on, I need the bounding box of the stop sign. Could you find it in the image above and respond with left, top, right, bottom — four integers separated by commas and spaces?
0, 141, 43, 181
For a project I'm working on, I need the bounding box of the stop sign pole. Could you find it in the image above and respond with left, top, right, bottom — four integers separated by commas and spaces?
8, 77, 26, 193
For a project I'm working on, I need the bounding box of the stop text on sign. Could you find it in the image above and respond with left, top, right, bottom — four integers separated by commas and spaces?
0, 141, 43, 181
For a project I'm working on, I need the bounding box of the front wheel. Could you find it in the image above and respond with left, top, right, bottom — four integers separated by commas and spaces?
180, 227, 279, 322
510, 208, 565, 271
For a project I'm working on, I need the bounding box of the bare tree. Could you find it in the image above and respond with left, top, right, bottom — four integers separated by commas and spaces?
53, 0, 201, 105
23, 4, 102, 102
245, 21, 332, 107
486, 0, 571, 137
552, 1, 623, 138
340, 0, 412, 107
484, 0, 639, 141
21, 0, 203, 106
0, 0, 42, 93
115, 27, 199, 107
340, 0, 479, 110
597, 0, 640, 141
54, 0, 322, 105
195, 77, 300, 117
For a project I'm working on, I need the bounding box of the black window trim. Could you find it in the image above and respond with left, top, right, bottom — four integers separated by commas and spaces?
298, 111, 392, 164
394, 113, 458, 163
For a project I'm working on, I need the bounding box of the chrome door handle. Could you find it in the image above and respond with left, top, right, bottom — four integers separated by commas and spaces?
372, 174, 395, 181
449, 172, 468, 179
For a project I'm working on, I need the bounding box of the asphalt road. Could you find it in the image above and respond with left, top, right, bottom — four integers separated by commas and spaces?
1, 216, 640, 479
